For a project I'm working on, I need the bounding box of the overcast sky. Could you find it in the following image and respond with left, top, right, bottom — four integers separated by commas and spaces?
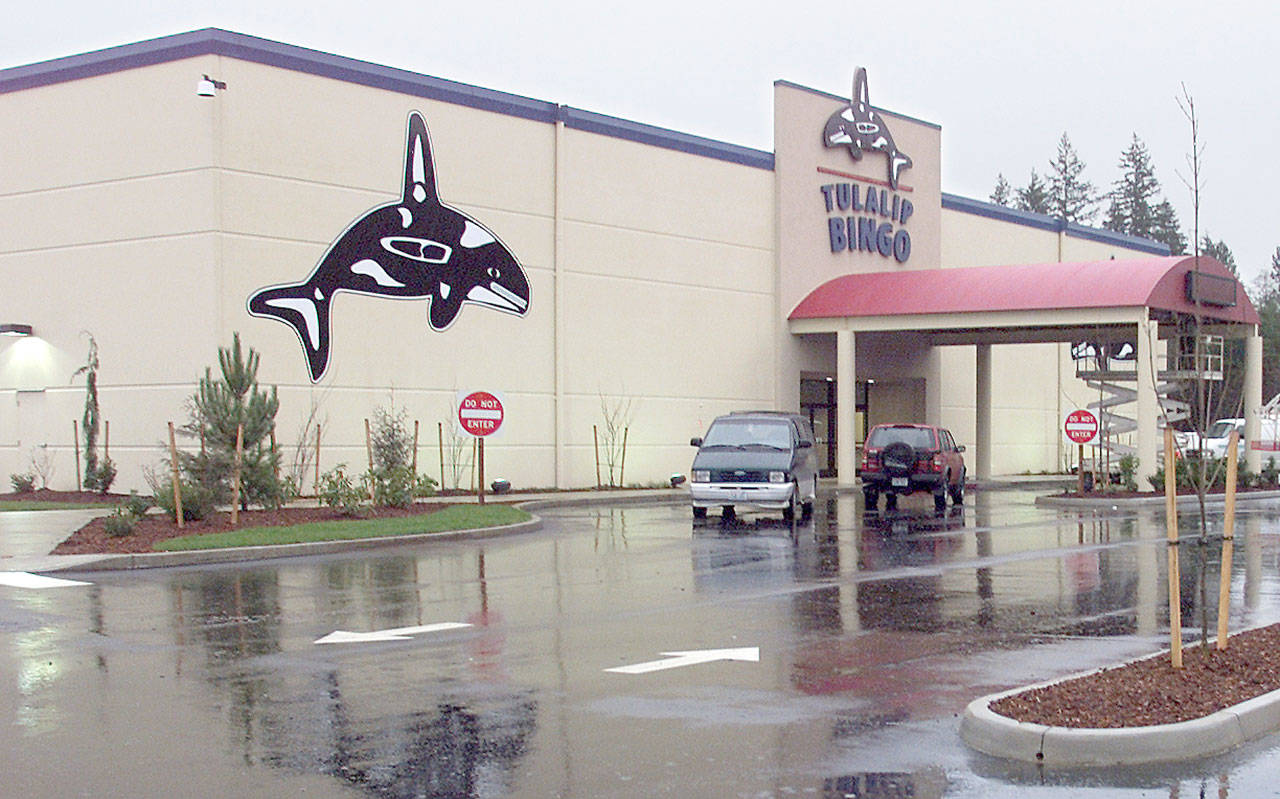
6, 0, 1278, 284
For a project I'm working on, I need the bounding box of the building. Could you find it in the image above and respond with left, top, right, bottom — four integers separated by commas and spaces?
0, 30, 1261, 494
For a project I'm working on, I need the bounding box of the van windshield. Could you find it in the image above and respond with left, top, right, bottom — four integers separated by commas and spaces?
1207, 421, 1242, 438
701, 420, 792, 449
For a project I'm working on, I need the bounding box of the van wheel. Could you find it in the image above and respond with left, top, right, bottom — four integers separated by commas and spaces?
782, 484, 798, 521
692, 506, 707, 520
884, 493, 898, 511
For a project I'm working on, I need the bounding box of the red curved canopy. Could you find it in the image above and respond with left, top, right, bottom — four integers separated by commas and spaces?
789, 256, 1258, 326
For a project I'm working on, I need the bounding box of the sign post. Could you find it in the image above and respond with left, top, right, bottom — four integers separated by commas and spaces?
1064, 410, 1099, 495
457, 391, 504, 505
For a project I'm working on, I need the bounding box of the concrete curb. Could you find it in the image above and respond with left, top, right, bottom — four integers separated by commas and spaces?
43, 515, 546, 572
1035, 489, 1280, 510
960, 650, 1280, 766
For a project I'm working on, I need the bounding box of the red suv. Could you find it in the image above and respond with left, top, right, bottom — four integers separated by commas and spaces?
860, 424, 966, 512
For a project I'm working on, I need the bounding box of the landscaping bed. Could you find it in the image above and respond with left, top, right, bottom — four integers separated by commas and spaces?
52, 500, 468, 554
991, 623, 1280, 728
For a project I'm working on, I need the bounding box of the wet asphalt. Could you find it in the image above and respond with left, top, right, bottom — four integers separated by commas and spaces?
4, 489, 1280, 797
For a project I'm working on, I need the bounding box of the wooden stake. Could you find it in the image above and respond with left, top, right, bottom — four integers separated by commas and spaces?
412, 420, 420, 476
314, 423, 322, 497
168, 422, 184, 529
478, 437, 486, 505
231, 424, 243, 527
620, 426, 629, 488
365, 418, 375, 500
1165, 426, 1182, 668
73, 421, 81, 492
269, 426, 278, 482
1217, 430, 1240, 650
104, 420, 110, 460
438, 422, 445, 491
1077, 443, 1084, 495
593, 424, 601, 489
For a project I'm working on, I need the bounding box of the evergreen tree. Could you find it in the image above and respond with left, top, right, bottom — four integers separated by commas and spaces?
1270, 246, 1280, 287
989, 173, 1013, 207
1015, 169, 1051, 215
1199, 234, 1236, 275
1152, 199, 1187, 255
1047, 133, 1097, 223
180, 333, 282, 510
1104, 134, 1184, 252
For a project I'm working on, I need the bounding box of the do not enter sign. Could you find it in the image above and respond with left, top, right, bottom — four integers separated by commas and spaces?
458, 391, 504, 437
1064, 409, 1099, 445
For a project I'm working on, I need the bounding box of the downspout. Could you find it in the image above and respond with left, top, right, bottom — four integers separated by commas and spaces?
1056, 218, 1067, 471
553, 107, 568, 487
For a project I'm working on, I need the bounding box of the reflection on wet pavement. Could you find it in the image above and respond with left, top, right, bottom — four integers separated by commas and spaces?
5, 490, 1280, 796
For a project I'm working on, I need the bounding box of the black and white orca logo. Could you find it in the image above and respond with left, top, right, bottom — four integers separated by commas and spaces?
823, 68, 913, 190
247, 112, 530, 382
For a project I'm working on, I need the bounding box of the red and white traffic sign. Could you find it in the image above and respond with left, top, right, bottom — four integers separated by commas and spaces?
1064, 409, 1099, 445
458, 390, 504, 437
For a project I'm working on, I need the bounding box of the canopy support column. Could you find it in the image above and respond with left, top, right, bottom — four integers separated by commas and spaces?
975, 343, 993, 480
1245, 327, 1263, 474
1135, 312, 1160, 488
837, 329, 857, 485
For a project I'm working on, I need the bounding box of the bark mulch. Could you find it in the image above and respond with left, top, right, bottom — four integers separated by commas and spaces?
991, 624, 1280, 728
4, 489, 126, 505
46, 499, 448, 555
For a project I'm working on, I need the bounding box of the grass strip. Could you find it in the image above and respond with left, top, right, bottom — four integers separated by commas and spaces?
0, 501, 105, 512
154, 504, 531, 552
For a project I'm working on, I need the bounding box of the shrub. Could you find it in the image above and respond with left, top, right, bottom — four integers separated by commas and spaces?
368, 465, 416, 508
86, 457, 117, 494
153, 478, 215, 522
1117, 454, 1138, 492
123, 491, 154, 518
102, 508, 137, 537
1262, 457, 1280, 488
370, 405, 413, 472
10, 472, 36, 493
415, 472, 438, 498
319, 465, 366, 517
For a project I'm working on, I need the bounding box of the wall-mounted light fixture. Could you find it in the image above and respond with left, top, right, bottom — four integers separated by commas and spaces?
197, 74, 227, 97
0, 323, 33, 336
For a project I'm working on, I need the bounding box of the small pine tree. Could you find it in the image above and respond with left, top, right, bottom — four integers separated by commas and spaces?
71, 333, 114, 493
1046, 133, 1097, 223
1015, 169, 1052, 214
1199, 235, 1237, 275
989, 173, 1013, 207
180, 333, 282, 510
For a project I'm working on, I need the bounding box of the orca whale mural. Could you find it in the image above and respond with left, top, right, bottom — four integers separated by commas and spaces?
248, 112, 530, 382
823, 68, 913, 190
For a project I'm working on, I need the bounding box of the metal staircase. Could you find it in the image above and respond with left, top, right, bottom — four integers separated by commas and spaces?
1071, 337, 1221, 461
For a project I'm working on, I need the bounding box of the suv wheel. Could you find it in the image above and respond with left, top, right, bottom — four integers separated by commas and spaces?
863, 488, 879, 510
949, 470, 965, 504
693, 506, 707, 520
933, 488, 947, 514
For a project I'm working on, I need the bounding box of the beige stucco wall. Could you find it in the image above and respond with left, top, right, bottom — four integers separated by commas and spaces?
0, 54, 775, 492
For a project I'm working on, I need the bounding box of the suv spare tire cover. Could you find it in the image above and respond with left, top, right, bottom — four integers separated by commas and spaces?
882, 441, 916, 476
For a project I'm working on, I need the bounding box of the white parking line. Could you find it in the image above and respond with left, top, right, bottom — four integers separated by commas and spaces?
0, 572, 92, 588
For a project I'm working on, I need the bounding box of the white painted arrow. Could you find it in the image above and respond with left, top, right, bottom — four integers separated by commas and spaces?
605, 647, 760, 674
0, 572, 91, 589
314, 622, 472, 645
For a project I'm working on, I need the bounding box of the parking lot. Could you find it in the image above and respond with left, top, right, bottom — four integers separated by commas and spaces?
4, 488, 1280, 797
